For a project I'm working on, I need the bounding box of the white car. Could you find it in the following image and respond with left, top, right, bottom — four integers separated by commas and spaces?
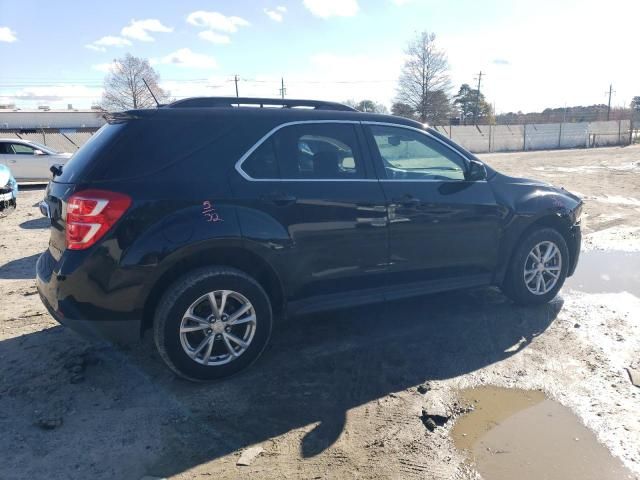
0, 138, 72, 182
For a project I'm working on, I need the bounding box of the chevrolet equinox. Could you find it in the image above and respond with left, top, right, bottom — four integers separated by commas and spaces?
36, 97, 582, 381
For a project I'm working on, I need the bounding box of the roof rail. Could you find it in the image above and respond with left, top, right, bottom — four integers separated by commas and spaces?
165, 97, 357, 112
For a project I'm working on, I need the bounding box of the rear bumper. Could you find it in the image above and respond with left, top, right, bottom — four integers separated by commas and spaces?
566, 223, 581, 277
39, 291, 141, 344
36, 250, 142, 344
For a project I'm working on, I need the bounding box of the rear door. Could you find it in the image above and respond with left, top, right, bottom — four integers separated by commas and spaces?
231, 121, 389, 304
364, 122, 502, 285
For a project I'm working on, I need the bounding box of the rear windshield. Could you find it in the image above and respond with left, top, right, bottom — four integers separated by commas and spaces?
54, 124, 124, 183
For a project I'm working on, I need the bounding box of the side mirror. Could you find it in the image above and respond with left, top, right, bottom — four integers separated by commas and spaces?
34, 149, 45, 156
467, 159, 487, 181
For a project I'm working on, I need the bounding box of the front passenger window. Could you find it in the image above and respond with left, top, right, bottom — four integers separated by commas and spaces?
370, 125, 466, 181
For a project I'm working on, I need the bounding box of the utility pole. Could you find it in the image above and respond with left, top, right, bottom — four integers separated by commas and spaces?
279, 77, 287, 99
234, 75, 239, 98
606, 84, 614, 121
473, 71, 483, 125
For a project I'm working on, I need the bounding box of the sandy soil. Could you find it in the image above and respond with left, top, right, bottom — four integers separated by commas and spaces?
0, 145, 639, 480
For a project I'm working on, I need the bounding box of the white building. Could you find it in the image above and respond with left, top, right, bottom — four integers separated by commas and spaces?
0, 107, 106, 129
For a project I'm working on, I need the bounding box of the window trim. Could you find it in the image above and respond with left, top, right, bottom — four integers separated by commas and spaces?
235, 120, 481, 183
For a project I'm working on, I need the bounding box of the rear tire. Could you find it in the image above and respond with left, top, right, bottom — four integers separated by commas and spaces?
153, 266, 273, 381
502, 228, 569, 305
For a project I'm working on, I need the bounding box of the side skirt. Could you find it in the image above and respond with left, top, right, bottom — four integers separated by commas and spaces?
287, 274, 492, 317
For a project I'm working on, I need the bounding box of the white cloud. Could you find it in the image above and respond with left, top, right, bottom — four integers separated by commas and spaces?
264, 6, 287, 22
121, 18, 173, 42
154, 48, 218, 69
303, 0, 359, 18
85, 36, 132, 52
186, 11, 250, 33
0, 26, 17, 43
160, 76, 230, 100
92, 62, 120, 73
199, 31, 231, 44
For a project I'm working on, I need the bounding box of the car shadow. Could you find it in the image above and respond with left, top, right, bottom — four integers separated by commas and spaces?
19, 217, 50, 230
0, 288, 562, 479
0, 253, 40, 279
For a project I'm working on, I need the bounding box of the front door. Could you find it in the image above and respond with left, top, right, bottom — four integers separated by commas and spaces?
364, 123, 502, 285
231, 121, 389, 303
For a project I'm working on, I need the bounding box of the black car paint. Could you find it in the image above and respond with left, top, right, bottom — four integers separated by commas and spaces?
36, 107, 582, 343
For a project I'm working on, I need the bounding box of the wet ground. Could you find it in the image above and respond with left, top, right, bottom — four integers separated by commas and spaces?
452, 387, 635, 480
565, 250, 640, 297
1, 145, 640, 479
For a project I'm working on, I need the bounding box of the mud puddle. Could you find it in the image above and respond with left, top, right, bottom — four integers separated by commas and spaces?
564, 250, 640, 296
451, 387, 634, 480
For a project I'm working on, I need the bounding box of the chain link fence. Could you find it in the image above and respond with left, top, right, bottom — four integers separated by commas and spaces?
433, 119, 633, 153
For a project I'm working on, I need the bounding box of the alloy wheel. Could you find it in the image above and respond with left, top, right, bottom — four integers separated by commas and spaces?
523, 241, 562, 295
179, 290, 257, 366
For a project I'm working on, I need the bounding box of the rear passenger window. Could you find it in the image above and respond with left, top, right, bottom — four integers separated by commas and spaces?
241, 123, 365, 180
242, 138, 279, 179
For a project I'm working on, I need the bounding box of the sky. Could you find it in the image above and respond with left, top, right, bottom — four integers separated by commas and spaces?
0, 0, 638, 113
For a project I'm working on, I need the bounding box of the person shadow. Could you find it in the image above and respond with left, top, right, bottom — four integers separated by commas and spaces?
0, 287, 562, 479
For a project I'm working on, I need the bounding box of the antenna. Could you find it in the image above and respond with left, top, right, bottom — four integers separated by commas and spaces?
142, 78, 160, 108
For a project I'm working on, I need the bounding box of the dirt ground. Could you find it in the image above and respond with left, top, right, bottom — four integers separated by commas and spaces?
1, 145, 639, 480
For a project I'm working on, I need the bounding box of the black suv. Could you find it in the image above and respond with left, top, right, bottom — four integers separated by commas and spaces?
37, 97, 582, 381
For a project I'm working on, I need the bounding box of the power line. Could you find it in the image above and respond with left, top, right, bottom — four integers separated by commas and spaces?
606, 83, 615, 121
473, 71, 483, 124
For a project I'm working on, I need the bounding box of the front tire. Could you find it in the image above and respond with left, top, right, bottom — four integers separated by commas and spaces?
502, 227, 569, 305
153, 267, 273, 381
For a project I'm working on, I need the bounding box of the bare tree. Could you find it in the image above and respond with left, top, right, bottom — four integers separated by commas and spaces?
344, 99, 388, 113
396, 32, 451, 123
101, 54, 170, 111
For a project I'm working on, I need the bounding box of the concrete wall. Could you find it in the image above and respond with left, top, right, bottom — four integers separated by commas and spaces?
435, 120, 631, 153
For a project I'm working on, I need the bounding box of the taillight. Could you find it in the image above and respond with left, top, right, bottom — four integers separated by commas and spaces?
66, 189, 131, 250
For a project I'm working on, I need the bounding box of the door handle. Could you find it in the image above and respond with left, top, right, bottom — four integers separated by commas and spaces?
260, 192, 297, 206
392, 195, 421, 207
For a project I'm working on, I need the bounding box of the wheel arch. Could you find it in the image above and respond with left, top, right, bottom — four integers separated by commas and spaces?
496, 212, 576, 285
141, 246, 285, 334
